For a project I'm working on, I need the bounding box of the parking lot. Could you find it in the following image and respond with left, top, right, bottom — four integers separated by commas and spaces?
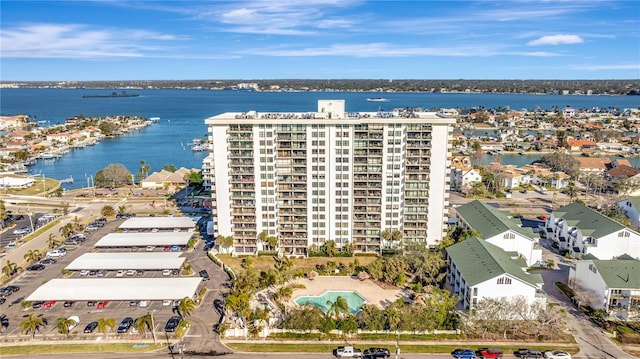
0, 213, 228, 344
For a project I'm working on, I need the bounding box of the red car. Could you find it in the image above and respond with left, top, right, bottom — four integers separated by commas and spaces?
43, 300, 57, 308
97, 301, 109, 309
476, 348, 503, 359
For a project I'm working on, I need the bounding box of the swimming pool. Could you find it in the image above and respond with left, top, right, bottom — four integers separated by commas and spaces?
294, 290, 366, 313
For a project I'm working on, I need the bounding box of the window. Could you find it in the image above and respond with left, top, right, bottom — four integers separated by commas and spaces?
497, 277, 512, 285
503, 233, 515, 239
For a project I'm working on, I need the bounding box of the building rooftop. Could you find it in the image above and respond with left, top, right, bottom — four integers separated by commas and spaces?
590, 255, 640, 289
456, 200, 535, 239
446, 237, 543, 287
553, 202, 625, 238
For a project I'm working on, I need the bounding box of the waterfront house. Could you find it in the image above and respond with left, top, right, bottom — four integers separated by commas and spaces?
546, 202, 640, 259
575, 157, 611, 174
141, 167, 196, 191
445, 237, 546, 310
570, 254, 640, 321
450, 156, 481, 192
0, 115, 28, 130
567, 139, 597, 152
455, 200, 542, 266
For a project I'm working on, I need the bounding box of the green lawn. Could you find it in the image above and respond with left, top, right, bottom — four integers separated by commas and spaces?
0, 342, 164, 355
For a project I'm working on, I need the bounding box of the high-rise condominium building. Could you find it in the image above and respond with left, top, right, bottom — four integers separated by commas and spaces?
203, 100, 455, 256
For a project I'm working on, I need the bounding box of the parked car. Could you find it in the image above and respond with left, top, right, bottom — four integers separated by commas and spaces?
4, 285, 19, 293
0, 288, 12, 297
116, 270, 126, 277
476, 348, 503, 358
543, 350, 571, 359
97, 301, 109, 309
13, 227, 32, 235
170, 245, 180, 251
126, 269, 136, 276
32, 301, 43, 308
452, 349, 477, 359
0, 298, 6, 305
40, 258, 57, 264
87, 300, 96, 307
164, 316, 181, 332
363, 347, 390, 358
46, 249, 66, 258
199, 270, 210, 281
67, 316, 80, 331
515, 349, 543, 359
43, 300, 56, 308
64, 300, 74, 307
26, 264, 45, 271
117, 317, 134, 333
84, 321, 98, 333
162, 269, 172, 276
80, 270, 90, 277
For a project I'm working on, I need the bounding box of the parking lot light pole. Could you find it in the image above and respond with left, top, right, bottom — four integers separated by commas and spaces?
27, 212, 34, 233
150, 310, 157, 345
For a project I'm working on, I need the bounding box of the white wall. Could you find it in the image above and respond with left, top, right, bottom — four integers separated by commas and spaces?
210, 125, 232, 236
587, 230, 640, 259
474, 274, 540, 309
486, 231, 541, 266
573, 260, 609, 309
426, 123, 452, 246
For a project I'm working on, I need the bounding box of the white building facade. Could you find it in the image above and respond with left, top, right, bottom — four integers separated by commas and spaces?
205, 100, 455, 256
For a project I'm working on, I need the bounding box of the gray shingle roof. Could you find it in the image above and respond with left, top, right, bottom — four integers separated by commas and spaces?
446, 237, 543, 287
456, 200, 534, 239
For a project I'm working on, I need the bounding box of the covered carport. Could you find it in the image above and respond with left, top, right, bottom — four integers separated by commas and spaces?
119, 216, 195, 231
94, 232, 192, 248
26, 278, 203, 301
65, 252, 186, 271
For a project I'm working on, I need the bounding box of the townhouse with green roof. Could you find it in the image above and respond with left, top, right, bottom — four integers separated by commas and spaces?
617, 197, 640, 228
455, 200, 542, 266
445, 237, 546, 310
547, 202, 640, 259
571, 254, 640, 321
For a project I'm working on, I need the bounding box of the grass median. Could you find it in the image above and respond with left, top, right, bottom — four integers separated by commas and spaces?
0, 342, 164, 355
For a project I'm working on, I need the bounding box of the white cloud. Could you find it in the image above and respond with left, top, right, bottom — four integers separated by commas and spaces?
570, 63, 640, 71
0, 23, 183, 58
527, 34, 584, 46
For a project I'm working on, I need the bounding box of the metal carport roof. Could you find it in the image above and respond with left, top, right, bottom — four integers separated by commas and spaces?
26, 278, 202, 301
65, 252, 186, 271
119, 216, 195, 230
94, 232, 193, 247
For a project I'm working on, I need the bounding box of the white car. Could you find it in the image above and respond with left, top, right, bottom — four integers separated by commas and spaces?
79, 270, 90, 277
46, 249, 66, 258
116, 270, 126, 277
13, 227, 32, 235
544, 350, 571, 359
67, 315, 80, 330
162, 269, 172, 276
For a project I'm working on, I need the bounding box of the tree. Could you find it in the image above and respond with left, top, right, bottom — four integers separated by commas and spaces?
163, 164, 177, 172
218, 235, 234, 254
61, 201, 70, 217
56, 317, 76, 337
47, 233, 59, 250
135, 160, 151, 182
0, 200, 7, 228
97, 317, 115, 338
134, 314, 153, 340
24, 249, 41, 264
177, 297, 196, 319
94, 163, 132, 188
2, 260, 18, 278
101, 205, 115, 218
185, 171, 203, 188
58, 223, 74, 238
19, 313, 45, 339
326, 296, 350, 319
539, 151, 579, 178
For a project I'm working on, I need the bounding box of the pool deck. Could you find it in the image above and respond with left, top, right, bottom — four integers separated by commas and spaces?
290, 275, 408, 308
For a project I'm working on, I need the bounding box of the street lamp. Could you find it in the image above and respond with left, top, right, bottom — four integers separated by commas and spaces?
150, 310, 157, 345
27, 212, 34, 233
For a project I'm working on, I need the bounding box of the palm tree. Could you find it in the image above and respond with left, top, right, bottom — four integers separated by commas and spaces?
219, 235, 234, 254
177, 297, 196, 319
23, 249, 41, 264
56, 317, 75, 337
47, 233, 59, 250
2, 260, 18, 278
134, 314, 152, 339
326, 296, 350, 320
175, 320, 190, 340
97, 317, 115, 338
19, 313, 45, 339
58, 223, 74, 239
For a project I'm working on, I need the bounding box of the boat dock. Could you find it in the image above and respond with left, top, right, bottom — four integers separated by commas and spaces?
59, 176, 74, 184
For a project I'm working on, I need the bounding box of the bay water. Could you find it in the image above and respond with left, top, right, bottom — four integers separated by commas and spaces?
1, 88, 638, 189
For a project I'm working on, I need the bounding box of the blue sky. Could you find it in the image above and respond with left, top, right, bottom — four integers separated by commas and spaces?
1, 1, 639, 81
